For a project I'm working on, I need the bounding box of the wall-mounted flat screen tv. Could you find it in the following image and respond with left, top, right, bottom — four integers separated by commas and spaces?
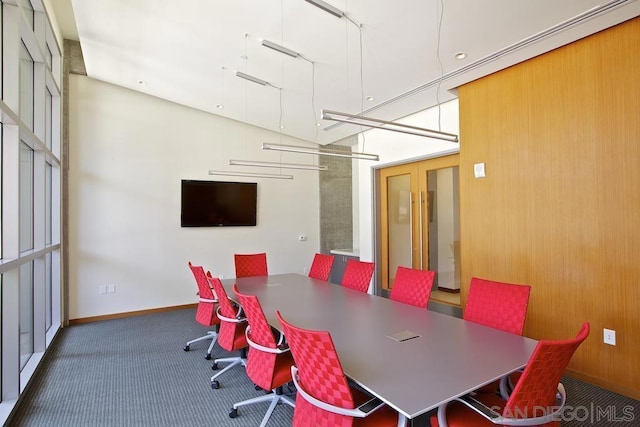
181, 180, 257, 227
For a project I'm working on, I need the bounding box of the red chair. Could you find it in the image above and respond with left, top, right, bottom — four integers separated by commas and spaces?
277, 310, 399, 426
234, 253, 268, 278
207, 276, 248, 389
308, 253, 335, 281
230, 284, 296, 424
389, 266, 436, 309
464, 277, 532, 395
341, 259, 375, 293
183, 262, 220, 360
431, 322, 590, 427
464, 277, 532, 335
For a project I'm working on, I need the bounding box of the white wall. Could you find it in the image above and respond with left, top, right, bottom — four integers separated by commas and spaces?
356, 99, 460, 262
68, 75, 320, 319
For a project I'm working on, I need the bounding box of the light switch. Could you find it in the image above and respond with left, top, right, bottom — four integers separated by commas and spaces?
474, 163, 486, 178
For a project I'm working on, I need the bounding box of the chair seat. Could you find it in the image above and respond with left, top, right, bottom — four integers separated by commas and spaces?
430, 393, 503, 427
352, 388, 399, 427
257, 351, 294, 391
430, 392, 560, 427
293, 388, 399, 427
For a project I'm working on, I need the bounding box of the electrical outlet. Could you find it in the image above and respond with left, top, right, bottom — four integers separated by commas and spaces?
303, 267, 308, 274
603, 328, 616, 346
99, 285, 107, 295
108, 284, 116, 293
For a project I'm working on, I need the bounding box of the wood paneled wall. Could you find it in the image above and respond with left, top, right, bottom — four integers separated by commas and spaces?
458, 17, 640, 399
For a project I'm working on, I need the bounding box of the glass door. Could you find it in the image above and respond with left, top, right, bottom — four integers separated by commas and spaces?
379, 163, 419, 291
421, 163, 460, 305
379, 155, 460, 305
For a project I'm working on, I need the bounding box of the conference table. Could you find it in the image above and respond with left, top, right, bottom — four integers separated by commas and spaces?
222, 273, 537, 426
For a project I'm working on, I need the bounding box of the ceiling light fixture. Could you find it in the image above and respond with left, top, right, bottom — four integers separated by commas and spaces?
230, 159, 328, 171
454, 52, 467, 60
262, 40, 299, 58
304, 0, 344, 18
262, 142, 379, 161
236, 71, 269, 86
208, 170, 293, 180
321, 109, 459, 142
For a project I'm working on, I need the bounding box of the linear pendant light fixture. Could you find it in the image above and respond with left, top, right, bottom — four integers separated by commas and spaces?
209, 170, 293, 180
304, 0, 344, 18
261, 40, 299, 58
321, 109, 459, 142
262, 142, 379, 161
229, 159, 327, 171
236, 71, 269, 86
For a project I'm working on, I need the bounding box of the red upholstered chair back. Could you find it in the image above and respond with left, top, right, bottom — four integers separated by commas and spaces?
464, 277, 531, 335
207, 276, 247, 352
188, 262, 219, 327
234, 253, 268, 278
390, 266, 436, 308
308, 253, 335, 281
504, 322, 590, 420
341, 259, 375, 293
277, 311, 357, 427
232, 284, 284, 391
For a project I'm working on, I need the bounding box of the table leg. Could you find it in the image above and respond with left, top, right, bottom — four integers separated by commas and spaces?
398, 413, 407, 427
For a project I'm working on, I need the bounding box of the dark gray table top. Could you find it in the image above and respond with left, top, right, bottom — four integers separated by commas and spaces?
223, 273, 537, 419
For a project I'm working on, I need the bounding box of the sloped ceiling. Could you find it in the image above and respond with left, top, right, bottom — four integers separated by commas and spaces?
57, 0, 640, 145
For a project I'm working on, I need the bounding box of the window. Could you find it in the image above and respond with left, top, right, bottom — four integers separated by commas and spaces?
45, 164, 52, 330
19, 141, 34, 251
19, 261, 34, 370
19, 141, 34, 370
21, 0, 34, 30
1, 1, 62, 418
45, 89, 52, 149
19, 42, 34, 131
45, 44, 52, 70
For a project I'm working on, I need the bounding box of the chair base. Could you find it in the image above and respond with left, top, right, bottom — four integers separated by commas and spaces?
184, 331, 217, 360
210, 356, 247, 389
230, 387, 295, 427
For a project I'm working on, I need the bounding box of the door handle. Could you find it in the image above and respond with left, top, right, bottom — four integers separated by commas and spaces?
409, 191, 414, 266
419, 191, 424, 270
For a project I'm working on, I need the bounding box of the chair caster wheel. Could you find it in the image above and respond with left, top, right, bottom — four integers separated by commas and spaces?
183, 345, 190, 352
205, 353, 211, 360
255, 384, 262, 391
229, 408, 238, 418
211, 380, 220, 390
212, 362, 219, 370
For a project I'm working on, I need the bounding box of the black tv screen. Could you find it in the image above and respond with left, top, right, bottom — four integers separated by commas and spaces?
181, 180, 257, 227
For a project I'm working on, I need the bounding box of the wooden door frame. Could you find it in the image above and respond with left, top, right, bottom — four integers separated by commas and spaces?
379, 163, 419, 291
377, 154, 460, 293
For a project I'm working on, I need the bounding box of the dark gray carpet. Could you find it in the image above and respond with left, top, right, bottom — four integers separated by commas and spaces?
560, 375, 638, 426
8, 309, 639, 426
8, 309, 294, 426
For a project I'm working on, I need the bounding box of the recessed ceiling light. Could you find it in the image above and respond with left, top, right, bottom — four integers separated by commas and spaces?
137, 80, 147, 85
241, 55, 248, 60
366, 96, 375, 101
454, 52, 467, 60
216, 104, 223, 109
279, 125, 285, 129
